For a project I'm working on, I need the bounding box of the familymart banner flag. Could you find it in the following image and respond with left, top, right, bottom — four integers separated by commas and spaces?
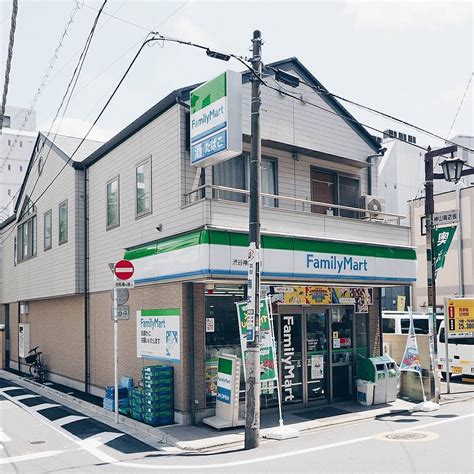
433, 226, 457, 276
399, 308, 422, 374
236, 298, 277, 382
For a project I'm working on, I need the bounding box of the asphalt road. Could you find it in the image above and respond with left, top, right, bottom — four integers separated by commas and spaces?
1, 377, 473, 473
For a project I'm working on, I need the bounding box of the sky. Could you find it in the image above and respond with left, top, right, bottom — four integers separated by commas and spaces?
0, 0, 472, 146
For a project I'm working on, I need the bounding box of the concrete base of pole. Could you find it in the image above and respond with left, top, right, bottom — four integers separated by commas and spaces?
412, 399, 440, 412
263, 421, 299, 440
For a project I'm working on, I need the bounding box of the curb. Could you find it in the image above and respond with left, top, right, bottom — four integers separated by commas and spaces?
0, 370, 182, 449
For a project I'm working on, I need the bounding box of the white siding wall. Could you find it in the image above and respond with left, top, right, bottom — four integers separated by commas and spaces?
87, 106, 206, 293
1, 148, 80, 302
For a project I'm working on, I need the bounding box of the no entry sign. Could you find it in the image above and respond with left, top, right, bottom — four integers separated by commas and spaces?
114, 259, 134, 280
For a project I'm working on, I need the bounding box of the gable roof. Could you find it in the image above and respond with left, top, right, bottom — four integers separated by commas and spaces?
262, 57, 381, 152
12, 132, 103, 216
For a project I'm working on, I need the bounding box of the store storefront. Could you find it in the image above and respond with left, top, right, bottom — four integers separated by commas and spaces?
202, 284, 373, 409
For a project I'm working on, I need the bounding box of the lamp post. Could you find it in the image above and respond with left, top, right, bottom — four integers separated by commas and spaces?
424, 145, 474, 402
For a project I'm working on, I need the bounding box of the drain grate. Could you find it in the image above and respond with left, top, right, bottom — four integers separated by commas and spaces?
385, 432, 427, 441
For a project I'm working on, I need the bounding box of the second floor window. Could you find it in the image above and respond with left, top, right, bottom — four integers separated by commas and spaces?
136, 158, 152, 217
59, 200, 68, 244
17, 215, 37, 262
107, 177, 120, 228
44, 210, 52, 250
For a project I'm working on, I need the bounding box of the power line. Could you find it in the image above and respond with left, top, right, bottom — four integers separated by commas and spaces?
266, 66, 474, 154
0, 0, 84, 171
0, 35, 162, 244
0, 0, 108, 222
0, 0, 19, 131
446, 72, 473, 142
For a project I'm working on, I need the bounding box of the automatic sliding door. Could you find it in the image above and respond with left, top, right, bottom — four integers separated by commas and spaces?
305, 311, 329, 401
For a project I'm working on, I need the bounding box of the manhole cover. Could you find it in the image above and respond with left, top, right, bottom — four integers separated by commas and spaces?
386, 432, 427, 440
375, 431, 439, 442
30, 441, 45, 445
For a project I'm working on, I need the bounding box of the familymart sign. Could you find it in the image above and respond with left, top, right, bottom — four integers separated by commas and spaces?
124, 229, 417, 285
190, 70, 242, 167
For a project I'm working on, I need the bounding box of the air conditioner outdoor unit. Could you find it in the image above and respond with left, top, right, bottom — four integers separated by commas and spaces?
360, 195, 385, 220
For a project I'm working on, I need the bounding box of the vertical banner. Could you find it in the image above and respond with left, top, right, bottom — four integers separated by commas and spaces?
246, 243, 257, 342
399, 309, 422, 373
236, 298, 277, 382
433, 226, 457, 276
397, 295, 406, 312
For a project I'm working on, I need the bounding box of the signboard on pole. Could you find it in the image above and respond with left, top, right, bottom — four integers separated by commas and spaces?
114, 259, 135, 280
433, 209, 459, 226
137, 308, 181, 362
246, 243, 257, 343
190, 70, 242, 167
236, 298, 276, 382
446, 298, 474, 337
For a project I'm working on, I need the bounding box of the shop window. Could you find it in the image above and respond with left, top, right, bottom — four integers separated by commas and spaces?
205, 291, 245, 407
382, 318, 395, 334
106, 176, 120, 229
212, 154, 278, 206
58, 200, 68, 244
4, 115, 10, 128
355, 312, 369, 357
136, 157, 152, 217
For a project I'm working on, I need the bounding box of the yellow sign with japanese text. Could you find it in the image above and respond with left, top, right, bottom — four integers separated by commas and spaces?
446, 298, 474, 335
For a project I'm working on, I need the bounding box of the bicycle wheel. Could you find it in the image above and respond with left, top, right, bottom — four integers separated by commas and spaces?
39, 365, 48, 383
29, 364, 40, 379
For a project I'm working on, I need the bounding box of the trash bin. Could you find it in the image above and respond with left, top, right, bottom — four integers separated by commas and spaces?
357, 355, 399, 405
356, 379, 374, 406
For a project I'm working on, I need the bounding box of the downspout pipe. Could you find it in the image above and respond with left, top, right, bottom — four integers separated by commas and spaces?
82, 164, 90, 393
366, 148, 386, 196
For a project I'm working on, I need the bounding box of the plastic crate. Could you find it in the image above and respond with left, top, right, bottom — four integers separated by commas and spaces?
143, 415, 174, 427
103, 398, 129, 412
120, 376, 133, 391
142, 365, 173, 374
105, 386, 129, 400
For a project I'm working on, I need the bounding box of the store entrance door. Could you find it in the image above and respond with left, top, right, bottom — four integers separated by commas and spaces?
330, 307, 353, 400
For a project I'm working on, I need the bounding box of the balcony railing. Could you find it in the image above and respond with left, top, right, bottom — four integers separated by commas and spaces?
183, 185, 406, 225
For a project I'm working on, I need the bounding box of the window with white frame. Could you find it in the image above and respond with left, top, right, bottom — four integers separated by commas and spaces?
106, 176, 120, 229
44, 209, 52, 250
136, 158, 152, 217
58, 200, 68, 244
17, 198, 37, 262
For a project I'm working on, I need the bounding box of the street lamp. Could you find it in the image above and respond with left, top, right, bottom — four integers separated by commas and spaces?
424, 144, 474, 403
440, 155, 466, 183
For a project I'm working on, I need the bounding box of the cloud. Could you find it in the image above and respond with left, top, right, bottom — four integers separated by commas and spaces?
39, 117, 116, 143
343, 0, 471, 32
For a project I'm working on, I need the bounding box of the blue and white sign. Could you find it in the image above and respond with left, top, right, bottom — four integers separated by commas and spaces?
190, 70, 242, 167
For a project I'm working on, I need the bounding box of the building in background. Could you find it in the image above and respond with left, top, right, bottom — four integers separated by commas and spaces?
0, 106, 37, 219
409, 185, 474, 312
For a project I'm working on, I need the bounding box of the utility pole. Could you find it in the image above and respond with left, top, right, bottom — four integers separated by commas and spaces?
245, 29, 262, 451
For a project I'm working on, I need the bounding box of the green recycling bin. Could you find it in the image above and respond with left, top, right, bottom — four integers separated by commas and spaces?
357, 355, 399, 404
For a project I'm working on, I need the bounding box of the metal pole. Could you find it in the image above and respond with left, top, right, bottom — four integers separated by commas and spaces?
113, 277, 119, 423
245, 29, 262, 451
443, 298, 451, 394
424, 147, 439, 403
456, 185, 464, 297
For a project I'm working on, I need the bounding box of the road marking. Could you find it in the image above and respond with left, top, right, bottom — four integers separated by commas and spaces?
31, 403, 61, 411
53, 415, 89, 427
11, 394, 40, 401
0, 429, 12, 442
0, 450, 63, 465
117, 413, 474, 470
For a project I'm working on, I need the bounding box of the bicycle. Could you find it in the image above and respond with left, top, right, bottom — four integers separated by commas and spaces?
25, 346, 48, 383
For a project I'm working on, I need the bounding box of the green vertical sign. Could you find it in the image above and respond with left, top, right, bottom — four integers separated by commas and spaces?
433, 226, 457, 275
236, 298, 277, 382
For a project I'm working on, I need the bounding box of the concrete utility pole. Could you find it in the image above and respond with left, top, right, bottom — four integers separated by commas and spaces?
245, 29, 263, 451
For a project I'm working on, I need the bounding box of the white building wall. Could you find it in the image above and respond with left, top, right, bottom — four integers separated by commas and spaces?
1, 145, 80, 303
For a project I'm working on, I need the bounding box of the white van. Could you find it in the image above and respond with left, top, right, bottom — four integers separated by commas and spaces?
437, 320, 474, 378
382, 311, 443, 335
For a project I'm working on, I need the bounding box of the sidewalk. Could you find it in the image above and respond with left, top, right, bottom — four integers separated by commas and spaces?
1, 369, 472, 452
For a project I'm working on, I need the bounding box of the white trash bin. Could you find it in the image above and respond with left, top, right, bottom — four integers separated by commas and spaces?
356, 379, 374, 406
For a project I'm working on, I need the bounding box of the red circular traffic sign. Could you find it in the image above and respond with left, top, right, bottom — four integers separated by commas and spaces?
114, 259, 134, 280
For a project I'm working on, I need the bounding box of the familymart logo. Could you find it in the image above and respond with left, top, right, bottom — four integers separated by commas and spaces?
306, 253, 368, 273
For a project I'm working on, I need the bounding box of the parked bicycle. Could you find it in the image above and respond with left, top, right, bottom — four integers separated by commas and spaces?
25, 346, 48, 383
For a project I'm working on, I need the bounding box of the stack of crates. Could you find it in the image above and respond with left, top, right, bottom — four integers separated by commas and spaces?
103, 386, 129, 412
141, 365, 174, 426
130, 387, 144, 421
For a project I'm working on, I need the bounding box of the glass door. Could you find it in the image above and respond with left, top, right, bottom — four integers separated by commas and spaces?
279, 313, 303, 404
305, 310, 329, 401
330, 307, 353, 400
